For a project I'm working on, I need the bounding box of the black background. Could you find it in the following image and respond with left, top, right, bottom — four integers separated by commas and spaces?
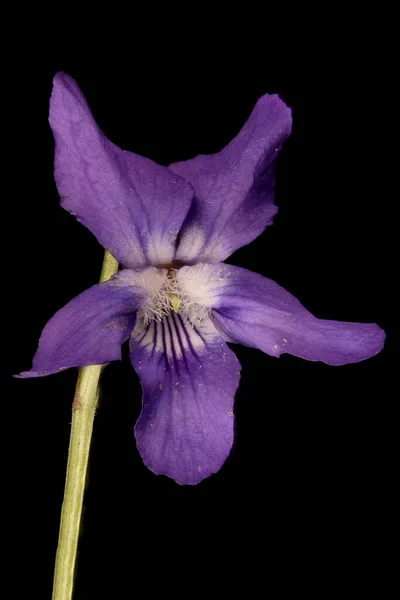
9, 32, 396, 598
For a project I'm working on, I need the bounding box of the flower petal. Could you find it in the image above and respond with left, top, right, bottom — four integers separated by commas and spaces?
169, 94, 292, 263
130, 313, 241, 485
177, 264, 386, 366
18, 269, 167, 377
50, 73, 194, 268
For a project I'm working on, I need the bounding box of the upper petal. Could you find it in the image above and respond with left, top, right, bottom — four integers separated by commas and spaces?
169, 94, 292, 263
177, 264, 386, 366
130, 313, 241, 485
18, 268, 167, 377
50, 73, 194, 269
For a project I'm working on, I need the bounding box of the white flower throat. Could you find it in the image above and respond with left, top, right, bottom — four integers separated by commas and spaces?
135, 265, 216, 328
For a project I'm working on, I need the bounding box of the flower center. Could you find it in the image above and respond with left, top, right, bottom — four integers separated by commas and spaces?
139, 265, 213, 327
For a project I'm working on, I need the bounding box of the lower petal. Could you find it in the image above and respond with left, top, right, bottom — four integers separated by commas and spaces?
130, 313, 241, 485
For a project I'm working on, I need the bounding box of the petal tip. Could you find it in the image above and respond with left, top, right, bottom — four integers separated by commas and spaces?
52, 71, 76, 90
368, 322, 386, 353
13, 370, 42, 379
256, 92, 292, 131
139, 455, 225, 486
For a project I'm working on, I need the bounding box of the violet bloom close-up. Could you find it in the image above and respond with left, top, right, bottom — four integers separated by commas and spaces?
18, 73, 385, 485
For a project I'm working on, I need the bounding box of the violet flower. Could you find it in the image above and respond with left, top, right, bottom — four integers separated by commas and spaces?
18, 73, 385, 485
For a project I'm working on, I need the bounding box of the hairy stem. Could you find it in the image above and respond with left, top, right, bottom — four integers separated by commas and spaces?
52, 250, 118, 600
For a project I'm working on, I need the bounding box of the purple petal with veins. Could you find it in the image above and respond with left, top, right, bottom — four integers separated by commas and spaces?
18, 269, 166, 377
130, 313, 240, 484
170, 93, 291, 263
50, 72, 194, 269
177, 263, 385, 366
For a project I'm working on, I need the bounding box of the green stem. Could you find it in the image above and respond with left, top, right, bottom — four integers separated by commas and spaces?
52, 250, 118, 600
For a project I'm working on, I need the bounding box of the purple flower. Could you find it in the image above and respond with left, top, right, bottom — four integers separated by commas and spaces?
18, 73, 385, 485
